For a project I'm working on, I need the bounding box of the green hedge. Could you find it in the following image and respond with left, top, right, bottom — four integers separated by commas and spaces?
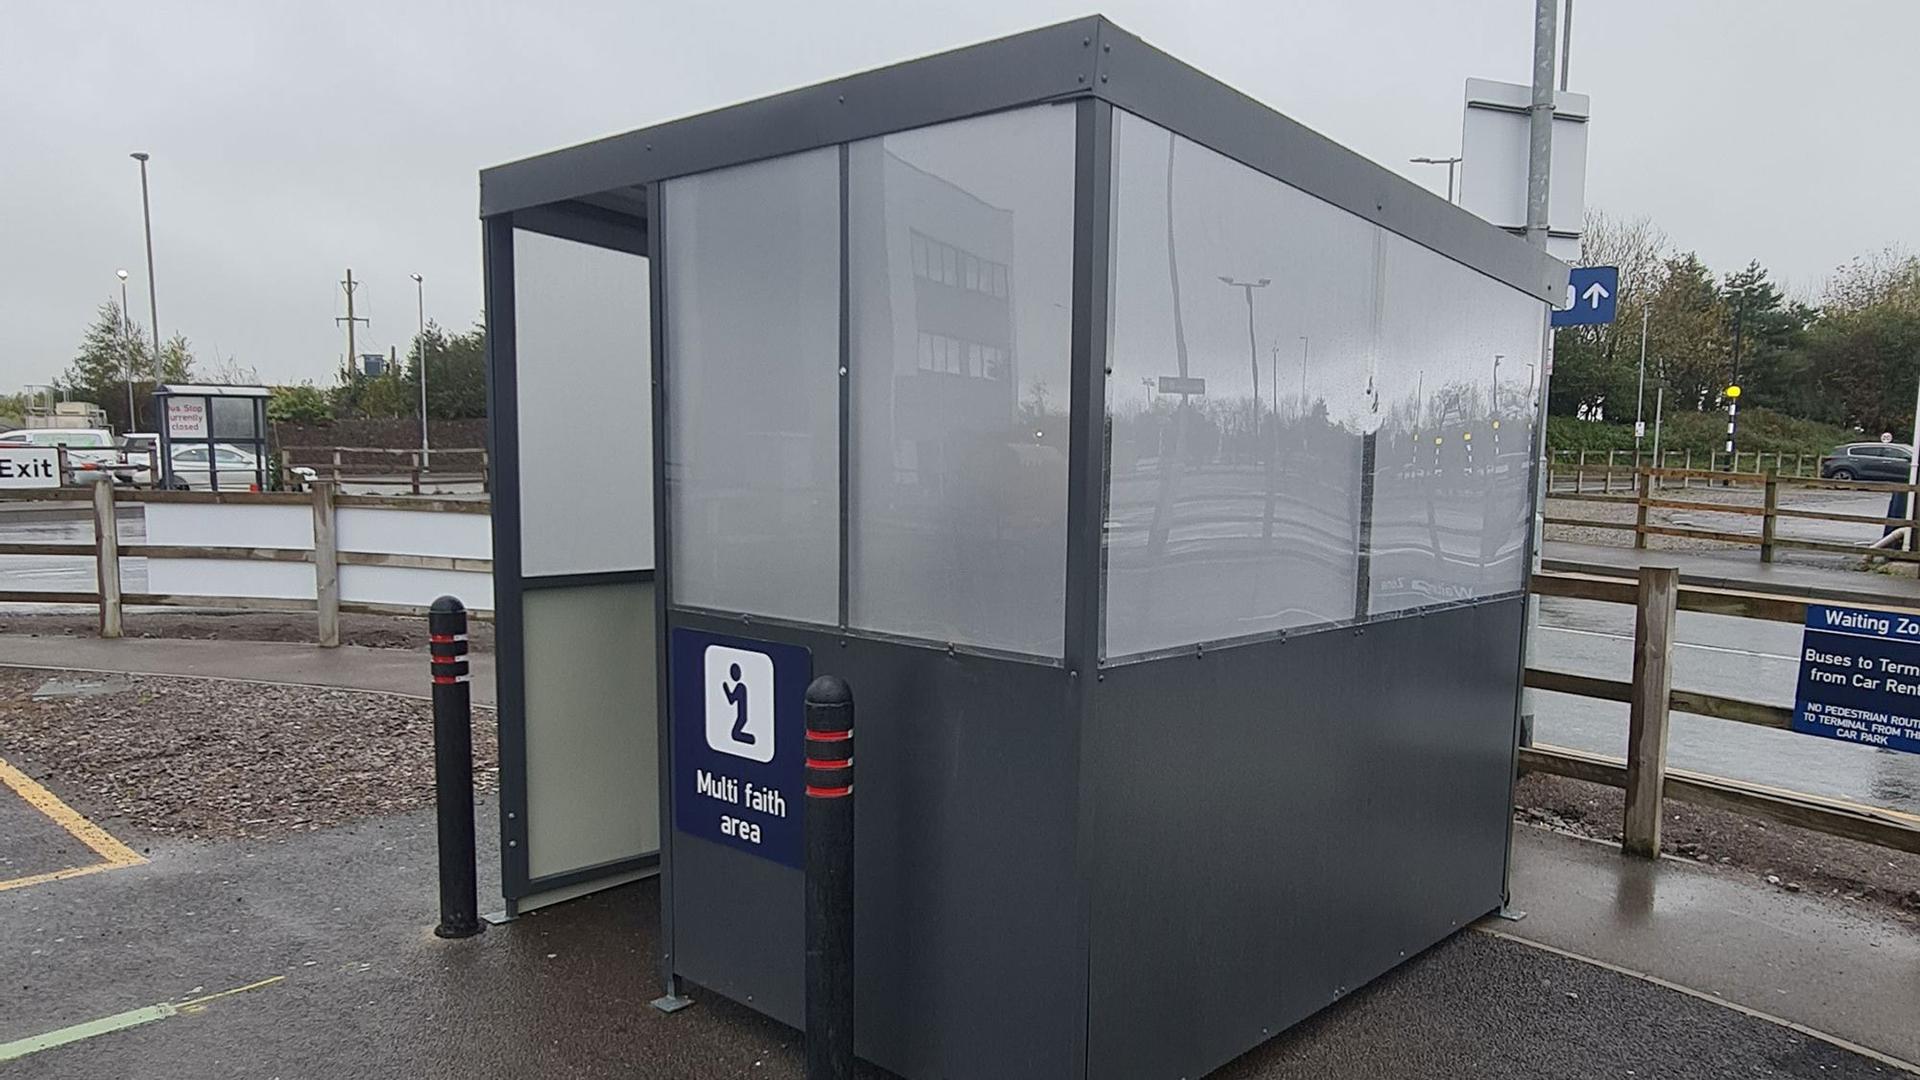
1546, 408, 1859, 459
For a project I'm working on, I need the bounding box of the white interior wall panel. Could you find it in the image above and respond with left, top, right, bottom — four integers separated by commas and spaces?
512, 230, 656, 577
522, 581, 660, 880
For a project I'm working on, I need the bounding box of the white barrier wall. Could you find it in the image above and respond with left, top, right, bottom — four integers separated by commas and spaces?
145, 503, 312, 599
143, 500, 494, 610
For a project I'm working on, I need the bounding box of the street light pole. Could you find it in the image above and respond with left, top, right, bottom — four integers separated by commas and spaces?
116, 269, 135, 430
1634, 304, 1649, 462
1409, 156, 1463, 202
130, 153, 161, 370
1219, 276, 1271, 446
411, 273, 429, 468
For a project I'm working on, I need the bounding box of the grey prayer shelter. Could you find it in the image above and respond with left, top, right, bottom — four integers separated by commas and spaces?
480, 16, 1565, 1080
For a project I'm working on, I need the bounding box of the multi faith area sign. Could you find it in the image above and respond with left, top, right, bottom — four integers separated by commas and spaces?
1551, 265, 1618, 328
1792, 603, 1920, 755
0, 446, 61, 490
670, 628, 812, 866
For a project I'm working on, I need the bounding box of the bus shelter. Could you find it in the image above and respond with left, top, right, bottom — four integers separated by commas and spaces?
480, 17, 1565, 1080
154, 383, 271, 491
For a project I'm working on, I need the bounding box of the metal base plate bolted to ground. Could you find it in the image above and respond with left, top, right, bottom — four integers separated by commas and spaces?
650, 994, 693, 1014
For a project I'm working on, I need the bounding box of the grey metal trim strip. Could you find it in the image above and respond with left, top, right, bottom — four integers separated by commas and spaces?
665, 604, 1066, 669
1095, 588, 1530, 670
1354, 433, 1378, 620
480, 17, 1101, 215
481, 213, 532, 901
523, 851, 661, 897
647, 179, 679, 993
520, 568, 656, 591
1064, 96, 1114, 1080
837, 143, 852, 631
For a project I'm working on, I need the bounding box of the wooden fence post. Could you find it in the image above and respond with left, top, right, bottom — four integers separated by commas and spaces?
1634, 468, 1651, 550
91, 478, 122, 639
1760, 472, 1779, 564
411, 451, 422, 496
312, 480, 340, 647
1623, 565, 1679, 859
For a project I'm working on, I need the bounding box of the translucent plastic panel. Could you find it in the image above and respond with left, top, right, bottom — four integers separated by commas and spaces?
664, 149, 840, 623
513, 229, 654, 577
847, 105, 1075, 655
1366, 233, 1543, 614
1103, 112, 1372, 659
210, 396, 258, 440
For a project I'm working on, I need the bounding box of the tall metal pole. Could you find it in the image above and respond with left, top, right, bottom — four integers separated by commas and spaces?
117, 270, 135, 429
1906, 373, 1920, 552
1634, 305, 1649, 460
1651, 385, 1665, 468
1514, 0, 1559, 912
130, 153, 162, 369
412, 273, 429, 467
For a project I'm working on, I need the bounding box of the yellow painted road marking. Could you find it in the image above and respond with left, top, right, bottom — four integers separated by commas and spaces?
0, 753, 145, 892
0, 976, 284, 1062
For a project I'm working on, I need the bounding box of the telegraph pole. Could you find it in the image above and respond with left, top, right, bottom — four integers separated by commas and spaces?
337, 269, 368, 373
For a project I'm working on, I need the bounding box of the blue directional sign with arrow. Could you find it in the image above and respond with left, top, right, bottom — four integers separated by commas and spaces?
1552, 265, 1618, 327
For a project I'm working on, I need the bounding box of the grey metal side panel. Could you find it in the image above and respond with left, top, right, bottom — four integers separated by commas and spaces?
480, 18, 1100, 215
1090, 21, 1564, 304
668, 614, 1084, 1080
481, 214, 532, 902
1084, 598, 1524, 1080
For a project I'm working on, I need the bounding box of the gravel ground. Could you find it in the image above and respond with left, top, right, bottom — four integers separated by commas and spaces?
1515, 772, 1920, 926
0, 609, 493, 652
0, 667, 497, 842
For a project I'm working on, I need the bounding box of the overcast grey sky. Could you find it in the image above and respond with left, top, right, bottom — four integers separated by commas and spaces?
2, 0, 1912, 390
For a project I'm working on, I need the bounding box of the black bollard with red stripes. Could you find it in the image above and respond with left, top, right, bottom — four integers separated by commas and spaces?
804, 674, 855, 1080
430, 596, 482, 939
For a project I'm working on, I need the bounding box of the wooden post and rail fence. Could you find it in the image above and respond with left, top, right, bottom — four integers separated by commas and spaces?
1522, 562, 1920, 859
277, 446, 491, 494
2, 485, 1916, 859
1546, 465, 1920, 565
0, 482, 492, 646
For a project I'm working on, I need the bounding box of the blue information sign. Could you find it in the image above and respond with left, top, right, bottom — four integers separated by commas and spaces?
670, 628, 813, 866
1792, 604, 1920, 755
1551, 265, 1619, 327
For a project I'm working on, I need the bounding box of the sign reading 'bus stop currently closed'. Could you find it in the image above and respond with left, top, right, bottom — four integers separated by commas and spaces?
1793, 604, 1920, 755
670, 628, 811, 867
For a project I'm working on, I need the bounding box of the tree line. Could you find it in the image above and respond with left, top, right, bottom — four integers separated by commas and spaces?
39, 299, 487, 432
1551, 213, 1920, 438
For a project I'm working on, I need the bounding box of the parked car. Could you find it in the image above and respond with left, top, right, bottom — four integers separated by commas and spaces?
1819, 442, 1914, 482
167, 442, 267, 490
0, 427, 137, 484
121, 432, 160, 485
164, 442, 317, 491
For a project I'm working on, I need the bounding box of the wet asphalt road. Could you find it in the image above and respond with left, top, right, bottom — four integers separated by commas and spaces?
0, 507, 146, 595
1, 801, 1899, 1080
